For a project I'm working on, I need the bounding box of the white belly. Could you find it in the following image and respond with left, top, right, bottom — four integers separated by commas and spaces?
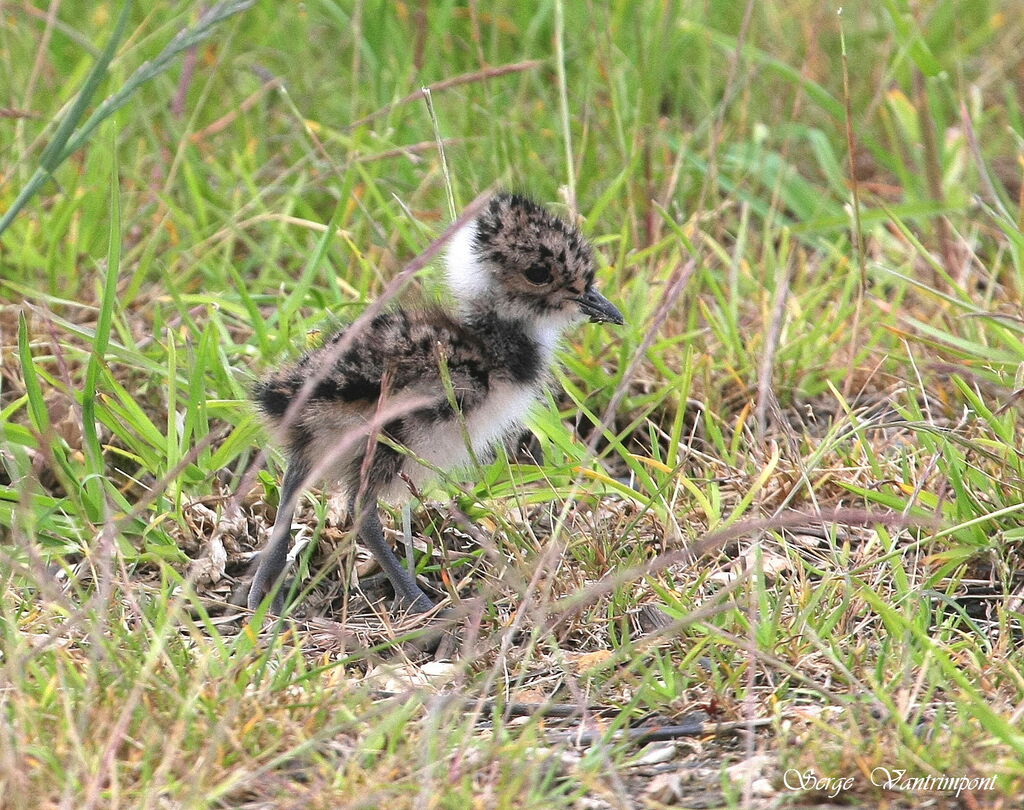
466, 381, 539, 456
390, 381, 540, 499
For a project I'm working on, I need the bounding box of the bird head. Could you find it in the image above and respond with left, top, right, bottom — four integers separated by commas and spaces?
446, 193, 624, 340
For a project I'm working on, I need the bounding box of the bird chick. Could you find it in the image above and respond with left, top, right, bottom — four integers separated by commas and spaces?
244, 192, 624, 616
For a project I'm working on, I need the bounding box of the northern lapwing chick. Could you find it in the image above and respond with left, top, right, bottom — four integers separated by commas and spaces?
244, 192, 624, 617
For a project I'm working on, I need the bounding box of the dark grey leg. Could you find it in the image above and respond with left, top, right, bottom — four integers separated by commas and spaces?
350, 496, 434, 614
247, 458, 310, 613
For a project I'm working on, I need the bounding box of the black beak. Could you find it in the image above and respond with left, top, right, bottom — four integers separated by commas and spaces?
576, 287, 624, 325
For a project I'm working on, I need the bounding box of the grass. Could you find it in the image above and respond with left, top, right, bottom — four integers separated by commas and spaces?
2, 0, 1024, 807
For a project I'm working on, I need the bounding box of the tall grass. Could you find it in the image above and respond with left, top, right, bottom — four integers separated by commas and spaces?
2, 1, 1023, 806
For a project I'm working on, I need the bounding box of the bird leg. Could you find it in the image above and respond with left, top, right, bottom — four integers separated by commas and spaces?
244, 460, 435, 618
247, 457, 310, 613
350, 495, 435, 614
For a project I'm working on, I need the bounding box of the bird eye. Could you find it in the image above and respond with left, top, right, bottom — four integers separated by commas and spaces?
524, 264, 552, 285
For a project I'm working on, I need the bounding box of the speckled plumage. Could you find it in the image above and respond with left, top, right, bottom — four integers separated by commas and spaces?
243, 193, 623, 616
252, 307, 543, 501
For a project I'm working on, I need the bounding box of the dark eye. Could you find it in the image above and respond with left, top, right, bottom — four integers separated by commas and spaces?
524, 264, 552, 285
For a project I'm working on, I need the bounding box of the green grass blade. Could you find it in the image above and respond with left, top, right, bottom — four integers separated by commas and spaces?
0, 4, 132, 239
80, 144, 122, 516
17, 313, 52, 438
57, 1, 257, 165
0, 1, 255, 240
38, 2, 133, 171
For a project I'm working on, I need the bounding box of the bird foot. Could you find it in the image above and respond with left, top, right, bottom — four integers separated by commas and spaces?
230, 575, 286, 617
397, 607, 460, 660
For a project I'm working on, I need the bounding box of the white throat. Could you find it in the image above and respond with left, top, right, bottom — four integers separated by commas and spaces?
532, 309, 581, 358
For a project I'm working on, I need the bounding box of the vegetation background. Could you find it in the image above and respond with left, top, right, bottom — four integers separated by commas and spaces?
2, 0, 1023, 807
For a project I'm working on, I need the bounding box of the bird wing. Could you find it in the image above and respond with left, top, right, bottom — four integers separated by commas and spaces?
253, 309, 493, 434
314, 310, 490, 412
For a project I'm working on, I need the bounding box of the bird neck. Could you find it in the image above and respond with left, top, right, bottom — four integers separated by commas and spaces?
462, 303, 532, 340
462, 302, 568, 367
